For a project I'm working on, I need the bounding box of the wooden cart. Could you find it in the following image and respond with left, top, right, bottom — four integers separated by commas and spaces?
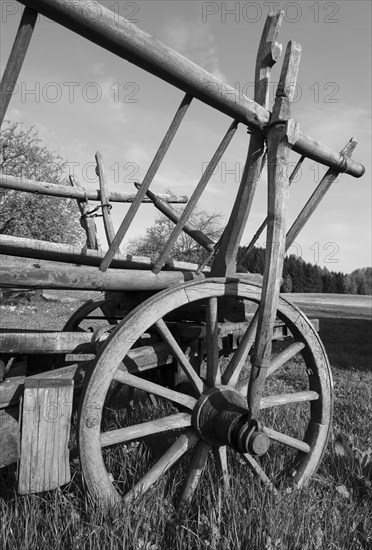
0, 1, 365, 509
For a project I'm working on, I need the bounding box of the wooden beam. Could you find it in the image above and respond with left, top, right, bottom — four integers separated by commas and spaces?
95, 151, 116, 246
0, 234, 208, 272
69, 175, 99, 249
0, 173, 188, 203
0, 254, 204, 291
15, 0, 365, 177
0, 7, 37, 127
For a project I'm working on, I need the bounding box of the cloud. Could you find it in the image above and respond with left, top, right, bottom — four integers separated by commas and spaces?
162, 15, 227, 82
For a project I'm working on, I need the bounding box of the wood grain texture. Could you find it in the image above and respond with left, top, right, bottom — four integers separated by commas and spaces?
95, 151, 115, 246
18, 379, 73, 494
0, 7, 37, 126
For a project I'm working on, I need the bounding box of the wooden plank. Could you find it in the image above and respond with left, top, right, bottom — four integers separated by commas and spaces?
0, 406, 20, 468
0, 234, 207, 272
248, 41, 301, 417
153, 120, 238, 273
95, 151, 116, 246
0, 7, 37, 127
0, 255, 204, 291
18, 378, 73, 494
15, 0, 365, 177
285, 138, 358, 249
134, 183, 215, 252
212, 12, 283, 276
0, 330, 101, 354
0, 173, 188, 203
69, 175, 99, 250
100, 93, 193, 272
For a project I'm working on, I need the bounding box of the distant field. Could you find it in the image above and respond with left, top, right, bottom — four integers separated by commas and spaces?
288, 293, 372, 320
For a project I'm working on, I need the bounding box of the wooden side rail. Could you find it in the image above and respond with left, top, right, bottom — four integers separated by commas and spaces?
15, 0, 365, 178
0, 173, 188, 204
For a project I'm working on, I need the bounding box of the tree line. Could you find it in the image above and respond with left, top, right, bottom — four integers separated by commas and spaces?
238, 246, 372, 295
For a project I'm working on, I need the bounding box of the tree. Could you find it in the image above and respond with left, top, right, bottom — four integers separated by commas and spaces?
127, 206, 224, 265
0, 122, 84, 244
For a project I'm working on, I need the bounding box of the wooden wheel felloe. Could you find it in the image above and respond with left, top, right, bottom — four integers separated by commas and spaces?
78, 278, 333, 508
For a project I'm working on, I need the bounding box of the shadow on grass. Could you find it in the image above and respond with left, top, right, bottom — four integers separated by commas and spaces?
319, 317, 372, 372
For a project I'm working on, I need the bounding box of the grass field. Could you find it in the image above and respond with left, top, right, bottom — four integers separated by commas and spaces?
0, 294, 371, 549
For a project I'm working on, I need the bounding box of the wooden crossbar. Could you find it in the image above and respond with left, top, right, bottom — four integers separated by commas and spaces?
99, 93, 193, 272
15, 0, 365, 178
0, 173, 188, 204
152, 120, 239, 274
0, 7, 37, 127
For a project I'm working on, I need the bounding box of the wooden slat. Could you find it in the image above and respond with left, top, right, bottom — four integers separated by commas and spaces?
212, 12, 283, 276
18, 378, 73, 494
69, 175, 99, 249
263, 427, 310, 453
260, 391, 319, 409
205, 297, 221, 386
0, 173, 188, 203
99, 93, 193, 272
285, 138, 358, 249
134, 183, 215, 252
153, 120, 238, 273
95, 151, 115, 246
178, 440, 210, 507
0, 7, 37, 127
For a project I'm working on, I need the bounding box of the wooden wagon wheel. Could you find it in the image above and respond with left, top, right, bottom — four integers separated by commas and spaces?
78, 278, 333, 508
62, 293, 117, 333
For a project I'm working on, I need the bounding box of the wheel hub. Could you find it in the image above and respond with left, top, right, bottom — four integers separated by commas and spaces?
192, 386, 270, 456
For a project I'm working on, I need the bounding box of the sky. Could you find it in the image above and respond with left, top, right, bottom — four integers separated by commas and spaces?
1, 0, 371, 273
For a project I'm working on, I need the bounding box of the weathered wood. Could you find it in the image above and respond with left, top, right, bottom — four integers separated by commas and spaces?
123, 430, 198, 503
100, 413, 191, 448
212, 12, 283, 276
237, 155, 305, 270
153, 120, 238, 273
69, 175, 99, 250
285, 138, 358, 249
263, 426, 310, 453
95, 151, 115, 246
0, 7, 37, 127
0, 330, 104, 354
248, 41, 301, 417
100, 93, 193, 272
205, 297, 221, 385
0, 406, 20, 468
260, 391, 319, 409
18, 378, 73, 494
0, 173, 188, 203
0, 254, 204, 291
178, 440, 210, 507
14, 1, 365, 177
134, 182, 215, 252
266, 341, 305, 377
0, 234, 207, 272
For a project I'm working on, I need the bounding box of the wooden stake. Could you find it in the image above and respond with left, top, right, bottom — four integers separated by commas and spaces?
69, 175, 99, 250
95, 151, 115, 246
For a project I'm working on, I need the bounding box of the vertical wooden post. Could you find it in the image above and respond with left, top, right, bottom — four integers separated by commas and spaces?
211, 12, 283, 276
248, 41, 301, 417
69, 175, 99, 250
18, 379, 74, 494
0, 7, 37, 127
95, 151, 115, 246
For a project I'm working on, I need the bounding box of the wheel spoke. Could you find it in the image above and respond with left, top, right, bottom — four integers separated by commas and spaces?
263, 427, 310, 453
222, 310, 258, 387
260, 390, 319, 409
114, 370, 197, 410
155, 319, 205, 395
266, 341, 305, 377
242, 453, 278, 493
100, 413, 191, 448
124, 429, 198, 502
206, 297, 221, 386
178, 440, 211, 508
213, 446, 230, 489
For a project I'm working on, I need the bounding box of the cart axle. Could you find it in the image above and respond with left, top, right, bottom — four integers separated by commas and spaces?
192, 386, 270, 456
